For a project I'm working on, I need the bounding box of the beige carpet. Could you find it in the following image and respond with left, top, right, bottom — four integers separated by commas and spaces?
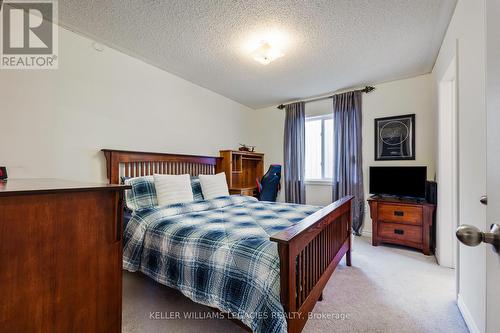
122, 237, 468, 333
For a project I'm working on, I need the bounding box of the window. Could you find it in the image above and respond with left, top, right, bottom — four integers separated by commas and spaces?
305, 115, 333, 181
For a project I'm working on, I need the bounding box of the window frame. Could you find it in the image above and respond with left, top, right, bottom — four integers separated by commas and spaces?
305, 114, 333, 183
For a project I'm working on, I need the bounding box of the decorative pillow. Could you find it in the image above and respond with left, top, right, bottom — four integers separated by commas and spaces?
124, 176, 158, 211
153, 174, 194, 206
198, 172, 230, 200
190, 177, 204, 201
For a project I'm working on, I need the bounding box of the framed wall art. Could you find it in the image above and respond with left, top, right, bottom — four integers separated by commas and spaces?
374, 114, 415, 160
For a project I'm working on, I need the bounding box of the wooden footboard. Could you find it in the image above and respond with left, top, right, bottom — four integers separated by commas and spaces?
270, 196, 353, 333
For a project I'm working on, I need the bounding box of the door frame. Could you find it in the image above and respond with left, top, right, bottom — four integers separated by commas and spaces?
436, 48, 459, 273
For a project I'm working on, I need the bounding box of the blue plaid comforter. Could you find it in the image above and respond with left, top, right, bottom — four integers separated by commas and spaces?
123, 195, 320, 333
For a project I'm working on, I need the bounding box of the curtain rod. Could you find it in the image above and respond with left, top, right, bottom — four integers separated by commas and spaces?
276, 86, 375, 110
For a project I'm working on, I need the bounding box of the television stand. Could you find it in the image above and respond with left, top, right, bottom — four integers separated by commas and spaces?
367, 195, 436, 255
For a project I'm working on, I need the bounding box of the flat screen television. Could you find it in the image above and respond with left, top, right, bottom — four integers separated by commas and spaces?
369, 166, 427, 199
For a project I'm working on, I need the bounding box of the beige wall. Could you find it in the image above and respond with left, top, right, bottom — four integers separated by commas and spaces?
252, 74, 437, 236
0, 26, 252, 183
362, 75, 437, 234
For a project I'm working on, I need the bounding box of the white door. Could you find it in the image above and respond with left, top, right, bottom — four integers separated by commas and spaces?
485, 0, 500, 331
456, 1, 500, 332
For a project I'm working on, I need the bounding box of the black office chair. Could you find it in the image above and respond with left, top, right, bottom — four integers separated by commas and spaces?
256, 165, 281, 202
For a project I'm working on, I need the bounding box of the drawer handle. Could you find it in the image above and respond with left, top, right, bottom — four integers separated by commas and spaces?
394, 211, 404, 217
394, 229, 405, 235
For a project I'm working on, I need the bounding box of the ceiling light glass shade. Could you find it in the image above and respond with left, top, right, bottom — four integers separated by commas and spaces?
251, 41, 284, 65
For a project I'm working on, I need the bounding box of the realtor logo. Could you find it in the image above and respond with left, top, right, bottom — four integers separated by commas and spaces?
1, 0, 58, 69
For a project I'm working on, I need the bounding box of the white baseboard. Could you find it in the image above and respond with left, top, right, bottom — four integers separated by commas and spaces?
457, 294, 480, 333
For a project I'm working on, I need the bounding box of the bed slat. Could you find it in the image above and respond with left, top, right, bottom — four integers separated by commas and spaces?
271, 196, 353, 333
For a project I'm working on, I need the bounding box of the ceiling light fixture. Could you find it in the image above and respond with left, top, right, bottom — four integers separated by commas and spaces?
251, 40, 284, 65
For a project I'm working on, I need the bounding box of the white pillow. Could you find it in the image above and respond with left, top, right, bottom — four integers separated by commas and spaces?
153, 174, 194, 206
198, 173, 230, 199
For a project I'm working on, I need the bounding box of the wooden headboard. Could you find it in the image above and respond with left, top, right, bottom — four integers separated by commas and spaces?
102, 149, 222, 184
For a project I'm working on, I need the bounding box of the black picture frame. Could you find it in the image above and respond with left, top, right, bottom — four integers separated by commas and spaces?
374, 114, 415, 161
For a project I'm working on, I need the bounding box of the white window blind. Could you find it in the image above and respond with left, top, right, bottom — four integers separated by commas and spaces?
305, 115, 334, 181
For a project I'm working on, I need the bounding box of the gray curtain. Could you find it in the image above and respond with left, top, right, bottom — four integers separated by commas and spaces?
284, 102, 306, 204
332, 91, 364, 235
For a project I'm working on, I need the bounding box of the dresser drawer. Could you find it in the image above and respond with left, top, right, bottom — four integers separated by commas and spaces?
229, 188, 255, 196
240, 188, 255, 196
378, 222, 422, 244
378, 204, 422, 225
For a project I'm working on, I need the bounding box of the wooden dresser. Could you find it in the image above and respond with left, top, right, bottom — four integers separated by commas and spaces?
368, 196, 436, 255
0, 179, 129, 333
218, 150, 264, 196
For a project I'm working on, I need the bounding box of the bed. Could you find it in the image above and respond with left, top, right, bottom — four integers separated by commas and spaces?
103, 149, 353, 333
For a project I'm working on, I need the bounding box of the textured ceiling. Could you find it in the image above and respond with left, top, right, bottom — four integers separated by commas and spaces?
58, 0, 457, 109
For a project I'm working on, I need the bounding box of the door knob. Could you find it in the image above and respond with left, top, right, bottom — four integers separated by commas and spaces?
456, 224, 500, 253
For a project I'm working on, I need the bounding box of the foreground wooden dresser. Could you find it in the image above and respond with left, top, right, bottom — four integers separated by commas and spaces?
0, 179, 129, 333
368, 196, 435, 255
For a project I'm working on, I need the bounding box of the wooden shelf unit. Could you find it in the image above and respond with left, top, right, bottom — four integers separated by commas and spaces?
218, 150, 264, 196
